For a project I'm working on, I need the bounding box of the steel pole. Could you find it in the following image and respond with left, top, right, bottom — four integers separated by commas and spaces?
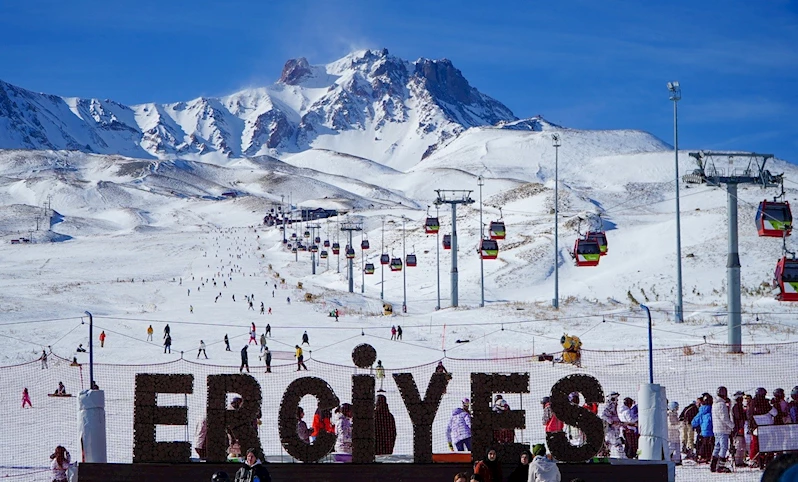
727, 184, 742, 353
381, 219, 384, 300
402, 217, 407, 313
641, 305, 654, 384
554, 145, 559, 309
673, 98, 684, 323
311, 226, 316, 275
361, 231, 365, 294
84, 310, 94, 389
451, 203, 459, 307
436, 205, 441, 310
348, 230, 354, 293
479, 177, 485, 307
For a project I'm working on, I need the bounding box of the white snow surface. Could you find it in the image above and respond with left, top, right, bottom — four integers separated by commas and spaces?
0, 125, 795, 481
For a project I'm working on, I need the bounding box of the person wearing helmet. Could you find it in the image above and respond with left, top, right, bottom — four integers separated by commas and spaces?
731, 391, 747, 467
666, 401, 681, 464
601, 392, 624, 458
447, 398, 472, 452
747, 388, 770, 468
692, 394, 714, 464
711, 387, 733, 473
770, 388, 789, 425
541, 395, 564, 436
789, 386, 798, 424
211, 471, 230, 482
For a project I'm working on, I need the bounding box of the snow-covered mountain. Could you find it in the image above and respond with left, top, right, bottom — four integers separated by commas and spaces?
0, 49, 517, 171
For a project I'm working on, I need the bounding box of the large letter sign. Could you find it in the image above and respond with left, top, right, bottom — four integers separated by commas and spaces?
132, 374, 194, 463
393, 372, 450, 463
206, 374, 263, 462
470, 373, 530, 462
546, 374, 605, 462
278, 377, 340, 462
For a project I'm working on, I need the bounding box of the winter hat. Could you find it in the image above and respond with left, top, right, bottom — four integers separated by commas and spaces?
733, 391, 745, 399
668, 401, 679, 410
540, 396, 550, 405
462, 398, 471, 406
532, 443, 546, 457
494, 394, 503, 401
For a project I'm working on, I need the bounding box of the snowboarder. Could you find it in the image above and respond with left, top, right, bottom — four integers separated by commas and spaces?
375, 360, 385, 392
265, 324, 271, 337
295, 345, 308, 371
260, 347, 272, 373
54, 382, 67, 396
147, 325, 153, 341
224, 334, 231, 351
99, 331, 106, 348
76, 344, 86, 353
302, 331, 309, 345
21, 388, 32, 408
240, 346, 250, 373
163, 324, 170, 339
164, 334, 172, 354
390, 326, 397, 340
396, 325, 403, 340
40, 350, 48, 369
197, 340, 208, 359
260, 333, 267, 352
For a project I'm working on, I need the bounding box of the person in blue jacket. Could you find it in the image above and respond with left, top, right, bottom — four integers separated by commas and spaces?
692, 393, 715, 464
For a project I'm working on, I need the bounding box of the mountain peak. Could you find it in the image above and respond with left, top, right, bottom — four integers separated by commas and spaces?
279, 57, 312, 85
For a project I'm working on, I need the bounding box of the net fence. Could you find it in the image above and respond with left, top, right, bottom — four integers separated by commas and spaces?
1, 341, 794, 481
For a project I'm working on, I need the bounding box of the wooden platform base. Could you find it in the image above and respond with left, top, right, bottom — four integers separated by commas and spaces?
77, 460, 669, 482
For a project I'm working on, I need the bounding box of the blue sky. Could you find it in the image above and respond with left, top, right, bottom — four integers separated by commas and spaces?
1, 0, 796, 162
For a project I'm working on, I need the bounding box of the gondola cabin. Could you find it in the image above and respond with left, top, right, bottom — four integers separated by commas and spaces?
586, 231, 608, 255
406, 254, 417, 267
424, 217, 440, 234
304, 230, 310, 238
775, 257, 798, 301
756, 200, 792, 237
361, 239, 370, 250
390, 257, 403, 272
320, 250, 328, 259
315, 236, 321, 244
291, 233, 297, 239
291, 247, 297, 254
489, 221, 506, 240
573, 238, 601, 267
310, 245, 318, 253
364, 263, 375, 275
299, 244, 308, 252
323, 239, 330, 248
346, 247, 356, 259
332, 242, 340, 255
443, 234, 452, 250
480, 238, 499, 260
380, 253, 390, 265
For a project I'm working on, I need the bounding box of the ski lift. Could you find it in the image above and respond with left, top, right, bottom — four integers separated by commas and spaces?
489, 207, 506, 240
299, 244, 308, 252
480, 238, 499, 260
775, 256, 798, 301
320, 250, 328, 259
304, 230, 310, 238
361, 239, 370, 250
390, 257, 403, 272
573, 238, 601, 267
424, 207, 440, 234
585, 231, 608, 255
443, 234, 452, 250
380, 253, 390, 265
332, 242, 340, 255
310, 244, 318, 253
291, 233, 297, 239
406, 248, 417, 267
323, 239, 330, 247
346, 247, 356, 259
291, 247, 297, 254
315, 236, 321, 244
364, 263, 375, 275
757, 200, 793, 238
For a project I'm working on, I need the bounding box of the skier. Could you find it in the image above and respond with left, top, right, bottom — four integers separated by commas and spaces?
272, 290, 275, 298
295, 345, 308, 371
268, 307, 272, 315
240, 346, 250, 373
260, 333, 267, 352
260, 302, 265, 315
187, 288, 190, 296
248, 329, 257, 345
396, 325, 403, 340
390, 326, 397, 340
302, 331, 309, 345
99, 331, 106, 348
147, 325, 153, 341
164, 324, 170, 339
40, 350, 48, 369
224, 334, 231, 351
334, 309, 339, 322
232, 294, 235, 302
21, 388, 32, 408
260, 346, 272, 373
375, 360, 386, 392
679, 397, 700, 458
732, 391, 748, 467
286, 296, 290, 305
712, 386, 734, 472
446, 398, 472, 451
190, 305, 193, 314
692, 393, 715, 464
197, 340, 208, 359
164, 334, 172, 354
248, 300, 254, 311
265, 324, 272, 337
251, 322, 256, 333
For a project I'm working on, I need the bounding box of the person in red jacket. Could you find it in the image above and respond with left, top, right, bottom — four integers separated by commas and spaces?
99, 331, 106, 348
541, 396, 564, 434
311, 407, 334, 444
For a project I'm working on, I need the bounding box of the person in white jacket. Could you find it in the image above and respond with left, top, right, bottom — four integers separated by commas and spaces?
527, 443, 560, 482
711, 386, 734, 473
333, 403, 353, 454
666, 401, 682, 464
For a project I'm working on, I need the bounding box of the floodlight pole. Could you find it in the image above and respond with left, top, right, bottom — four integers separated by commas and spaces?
668, 81, 684, 323
727, 183, 742, 351
84, 310, 94, 389
552, 134, 561, 309
478, 176, 485, 307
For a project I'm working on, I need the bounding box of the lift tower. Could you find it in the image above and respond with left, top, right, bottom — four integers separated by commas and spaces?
434, 190, 475, 307
686, 151, 779, 353
340, 221, 363, 293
